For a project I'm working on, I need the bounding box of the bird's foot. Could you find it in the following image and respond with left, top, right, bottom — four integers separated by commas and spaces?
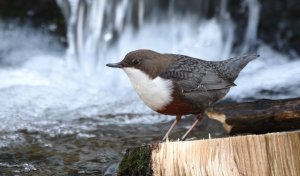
161, 135, 169, 142
179, 137, 197, 141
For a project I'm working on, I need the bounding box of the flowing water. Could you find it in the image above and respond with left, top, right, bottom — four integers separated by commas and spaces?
0, 0, 300, 175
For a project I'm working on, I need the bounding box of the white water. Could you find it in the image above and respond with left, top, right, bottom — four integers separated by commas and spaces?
0, 0, 299, 146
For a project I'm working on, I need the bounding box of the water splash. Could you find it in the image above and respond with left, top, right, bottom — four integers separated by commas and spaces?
0, 0, 299, 141
240, 0, 260, 52
57, 0, 134, 75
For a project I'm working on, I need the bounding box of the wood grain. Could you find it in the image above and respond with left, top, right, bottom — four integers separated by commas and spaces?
151, 131, 300, 176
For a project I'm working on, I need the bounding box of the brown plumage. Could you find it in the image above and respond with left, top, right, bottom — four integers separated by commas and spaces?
106, 49, 259, 140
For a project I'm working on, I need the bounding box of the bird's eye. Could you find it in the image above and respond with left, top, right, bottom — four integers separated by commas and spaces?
132, 59, 140, 65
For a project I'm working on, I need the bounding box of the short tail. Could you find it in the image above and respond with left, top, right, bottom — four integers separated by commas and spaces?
220, 53, 259, 82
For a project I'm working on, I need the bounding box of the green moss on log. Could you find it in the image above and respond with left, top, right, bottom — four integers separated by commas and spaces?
118, 145, 152, 176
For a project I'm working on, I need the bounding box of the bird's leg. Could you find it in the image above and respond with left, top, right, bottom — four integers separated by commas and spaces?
181, 114, 203, 141
162, 115, 182, 141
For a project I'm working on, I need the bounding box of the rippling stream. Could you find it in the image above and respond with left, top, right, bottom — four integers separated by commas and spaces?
0, 115, 226, 175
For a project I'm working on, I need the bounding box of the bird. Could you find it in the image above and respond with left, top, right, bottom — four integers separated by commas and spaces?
106, 49, 259, 141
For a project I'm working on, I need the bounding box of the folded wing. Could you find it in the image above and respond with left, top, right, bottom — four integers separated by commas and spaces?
160, 55, 235, 93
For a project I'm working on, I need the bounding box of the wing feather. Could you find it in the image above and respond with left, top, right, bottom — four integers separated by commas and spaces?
160, 55, 235, 93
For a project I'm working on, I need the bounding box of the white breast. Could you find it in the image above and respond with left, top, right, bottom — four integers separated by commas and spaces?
123, 67, 174, 111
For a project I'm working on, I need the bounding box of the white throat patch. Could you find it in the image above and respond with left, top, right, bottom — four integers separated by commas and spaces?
123, 67, 174, 111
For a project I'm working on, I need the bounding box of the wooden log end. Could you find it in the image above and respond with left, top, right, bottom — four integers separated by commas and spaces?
118, 131, 300, 176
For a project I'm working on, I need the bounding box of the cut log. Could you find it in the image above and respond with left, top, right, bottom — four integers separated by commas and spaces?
206, 98, 300, 134
118, 131, 300, 176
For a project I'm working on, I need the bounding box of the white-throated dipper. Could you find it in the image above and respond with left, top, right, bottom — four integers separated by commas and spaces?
106, 50, 259, 141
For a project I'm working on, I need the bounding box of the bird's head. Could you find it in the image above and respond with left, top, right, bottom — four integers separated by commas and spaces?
106, 49, 172, 79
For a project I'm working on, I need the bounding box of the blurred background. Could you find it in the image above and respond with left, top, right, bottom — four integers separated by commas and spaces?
0, 0, 299, 175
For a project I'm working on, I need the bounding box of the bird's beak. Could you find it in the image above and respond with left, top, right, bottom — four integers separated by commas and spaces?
106, 62, 123, 68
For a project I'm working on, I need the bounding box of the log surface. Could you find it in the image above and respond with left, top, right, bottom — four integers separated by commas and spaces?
118, 131, 300, 176
151, 131, 300, 176
206, 98, 300, 134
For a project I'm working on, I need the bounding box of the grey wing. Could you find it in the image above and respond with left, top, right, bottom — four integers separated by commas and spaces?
160, 55, 235, 93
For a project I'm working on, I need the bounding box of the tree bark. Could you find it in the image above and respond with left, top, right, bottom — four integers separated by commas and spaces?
206, 98, 300, 134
